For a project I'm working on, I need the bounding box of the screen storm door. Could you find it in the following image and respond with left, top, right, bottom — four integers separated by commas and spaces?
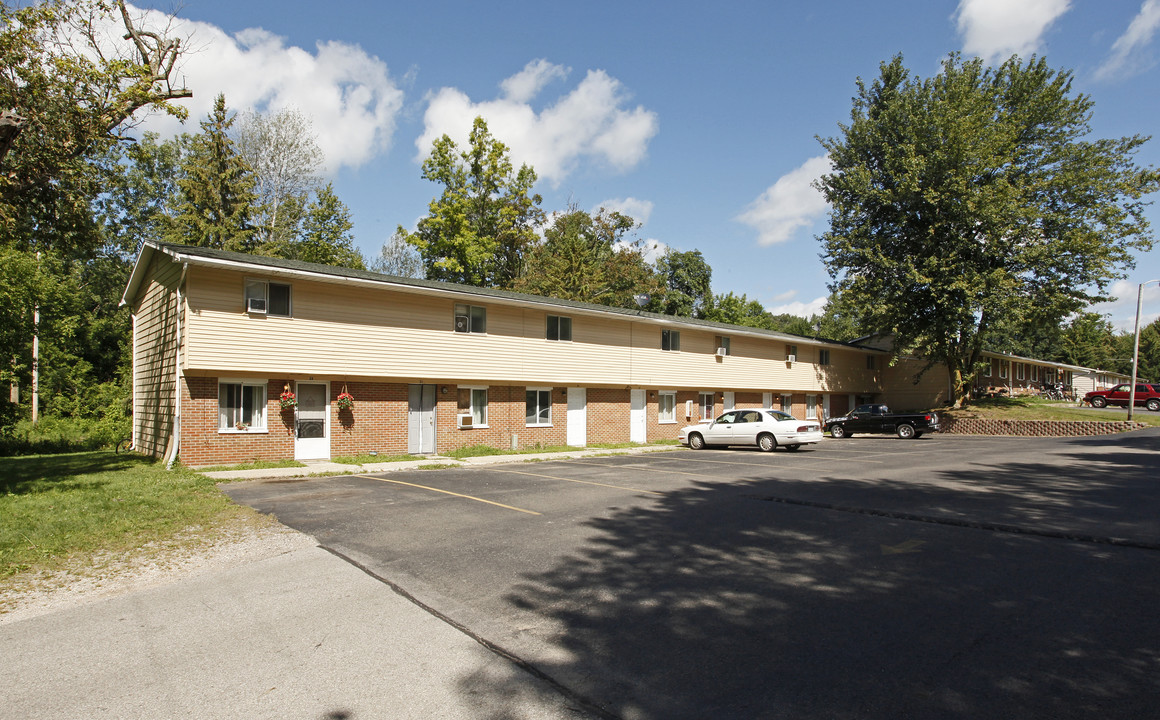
408, 384, 437, 454
295, 382, 330, 460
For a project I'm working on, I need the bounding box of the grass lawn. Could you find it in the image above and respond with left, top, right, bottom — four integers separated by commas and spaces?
941, 396, 1160, 426
0, 452, 270, 603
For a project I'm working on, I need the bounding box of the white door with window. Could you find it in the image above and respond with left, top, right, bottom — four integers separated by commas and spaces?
630, 389, 647, 443
724, 391, 735, 411
295, 382, 330, 460
567, 387, 587, 447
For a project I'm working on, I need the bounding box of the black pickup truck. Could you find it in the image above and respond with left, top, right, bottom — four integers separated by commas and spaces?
825, 404, 940, 439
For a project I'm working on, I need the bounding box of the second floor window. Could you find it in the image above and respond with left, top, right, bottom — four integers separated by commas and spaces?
662, 329, 681, 352
547, 315, 572, 341
245, 279, 291, 317
818, 349, 831, 366
715, 336, 730, 356
454, 304, 486, 334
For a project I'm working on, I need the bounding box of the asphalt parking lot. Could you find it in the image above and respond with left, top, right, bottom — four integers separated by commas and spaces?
226, 431, 1160, 719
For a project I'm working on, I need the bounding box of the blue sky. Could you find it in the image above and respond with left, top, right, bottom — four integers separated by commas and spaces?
127, 0, 1160, 331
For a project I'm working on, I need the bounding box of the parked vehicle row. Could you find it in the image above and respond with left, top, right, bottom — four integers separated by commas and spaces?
1083, 383, 1160, 411
676, 402, 944, 453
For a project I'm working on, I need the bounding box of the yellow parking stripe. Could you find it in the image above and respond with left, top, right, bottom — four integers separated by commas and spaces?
495, 467, 665, 495
358, 475, 541, 515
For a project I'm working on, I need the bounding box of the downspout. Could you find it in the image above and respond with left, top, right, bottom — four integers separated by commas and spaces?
165, 263, 188, 470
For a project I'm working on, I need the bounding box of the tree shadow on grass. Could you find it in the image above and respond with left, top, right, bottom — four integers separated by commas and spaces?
0, 451, 141, 495
463, 448, 1160, 719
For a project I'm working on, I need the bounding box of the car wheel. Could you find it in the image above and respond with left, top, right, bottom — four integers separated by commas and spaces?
896, 423, 916, 439
785, 444, 802, 451
1147, 399, 1160, 412
688, 433, 705, 450
1091, 396, 1107, 408
757, 433, 776, 452
829, 425, 847, 439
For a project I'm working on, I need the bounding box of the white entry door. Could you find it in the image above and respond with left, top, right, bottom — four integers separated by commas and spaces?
295, 382, 330, 460
408, 384, 437, 454
567, 387, 587, 447
630, 389, 647, 443
724, 391, 735, 411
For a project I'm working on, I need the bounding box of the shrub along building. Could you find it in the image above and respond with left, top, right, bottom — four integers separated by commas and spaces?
121, 242, 1129, 466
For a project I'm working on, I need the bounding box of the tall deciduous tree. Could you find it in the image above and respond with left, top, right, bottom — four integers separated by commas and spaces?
514, 207, 663, 308
817, 53, 1158, 407
236, 107, 323, 249
656, 249, 713, 318
401, 117, 543, 288
372, 230, 425, 278
165, 94, 257, 252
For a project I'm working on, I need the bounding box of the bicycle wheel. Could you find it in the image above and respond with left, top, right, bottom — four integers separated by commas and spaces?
116, 437, 133, 454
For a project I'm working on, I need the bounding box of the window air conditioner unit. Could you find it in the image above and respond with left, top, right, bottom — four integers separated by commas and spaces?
786, 354, 796, 364
715, 347, 728, 357
457, 413, 473, 429
247, 297, 267, 313
454, 315, 469, 333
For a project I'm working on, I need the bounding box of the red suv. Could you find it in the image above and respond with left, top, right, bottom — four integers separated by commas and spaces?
1084, 383, 1160, 411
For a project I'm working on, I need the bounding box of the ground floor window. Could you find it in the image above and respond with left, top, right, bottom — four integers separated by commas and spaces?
659, 391, 677, 423
219, 381, 267, 431
459, 386, 489, 427
526, 388, 552, 426
699, 391, 714, 420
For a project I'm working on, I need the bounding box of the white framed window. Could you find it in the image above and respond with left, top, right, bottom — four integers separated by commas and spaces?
818, 349, 831, 366
781, 394, 792, 414
244, 279, 291, 316
786, 344, 798, 360
661, 329, 681, 352
460, 386, 489, 427
999, 361, 1009, 379
715, 336, 731, 356
547, 315, 572, 341
1032, 365, 1039, 382
1017, 363, 1025, 381
699, 391, 714, 419
219, 381, 267, 431
454, 303, 487, 334
659, 391, 677, 423
806, 394, 818, 420
526, 388, 552, 426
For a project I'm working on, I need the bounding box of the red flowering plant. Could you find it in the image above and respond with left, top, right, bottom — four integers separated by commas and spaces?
279, 384, 298, 410
336, 388, 354, 410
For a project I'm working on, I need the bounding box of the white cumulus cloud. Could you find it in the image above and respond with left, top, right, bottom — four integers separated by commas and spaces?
125, 5, 404, 174
1094, 0, 1160, 81
1091, 279, 1160, 332
736, 155, 831, 246
416, 60, 659, 185
596, 197, 654, 226
954, 0, 1071, 62
766, 295, 828, 319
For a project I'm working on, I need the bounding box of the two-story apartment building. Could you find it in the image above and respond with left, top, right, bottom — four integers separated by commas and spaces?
122, 241, 888, 466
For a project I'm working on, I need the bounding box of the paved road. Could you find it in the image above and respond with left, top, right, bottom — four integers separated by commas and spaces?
220, 431, 1160, 720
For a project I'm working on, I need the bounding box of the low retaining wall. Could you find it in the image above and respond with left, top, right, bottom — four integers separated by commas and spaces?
940, 417, 1147, 437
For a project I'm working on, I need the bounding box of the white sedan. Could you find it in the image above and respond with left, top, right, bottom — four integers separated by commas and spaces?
678, 409, 823, 452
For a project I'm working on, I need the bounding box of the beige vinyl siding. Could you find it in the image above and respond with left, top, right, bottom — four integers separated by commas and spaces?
880, 356, 950, 410
183, 267, 880, 392
131, 254, 182, 457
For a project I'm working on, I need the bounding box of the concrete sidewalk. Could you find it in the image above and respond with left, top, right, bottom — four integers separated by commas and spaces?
200, 444, 680, 481
0, 539, 596, 720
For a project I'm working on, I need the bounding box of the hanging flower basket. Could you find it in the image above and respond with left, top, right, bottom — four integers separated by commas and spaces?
279, 384, 298, 410
336, 385, 354, 410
